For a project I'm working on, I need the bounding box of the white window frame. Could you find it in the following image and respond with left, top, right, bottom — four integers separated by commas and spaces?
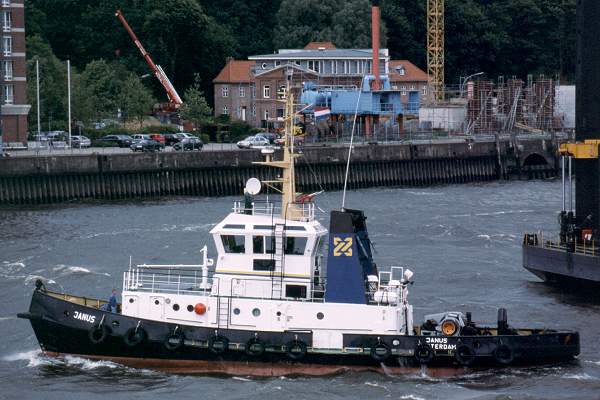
274, 60, 281, 67
2, 36, 11, 56
2, 11, 10, 32
400, 85, 407, 96
3, 83, 13, 104
422, 86, 428, 95
263, 85, 270, 99
251, 104, 256, 117
1, 1, 10, 7
239, 86, 245, 98
343, 60, 348, 74
3, 60, 12, 80
221, 85, 229, 98
251, 84, 256, 98
222, 105, 228, 115
264, 109, 269, 121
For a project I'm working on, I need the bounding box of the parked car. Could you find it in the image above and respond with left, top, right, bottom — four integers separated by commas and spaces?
274, 135, 304, 147
149, 133, 166, 146
256, 132, 280, 144
163, 133, 181, 146
173, 137, 204, 151
176, 132, 197, 140
98, 134, 133, 147
71, 135, 91, 148
130, 139, 162, 152
237, 135, 271, 149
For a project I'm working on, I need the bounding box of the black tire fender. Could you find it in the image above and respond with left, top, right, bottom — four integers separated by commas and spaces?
245, 338, 266, 357
208, 335, 229, 354
415, 343, 434, 365
164, 331, 185, 351
455, 344, 476, 366
88, 324, 110, 344
370, 342, 391, 362
286, 340, 307, 361
494, 343, 514, 365
124, 327, 146, 347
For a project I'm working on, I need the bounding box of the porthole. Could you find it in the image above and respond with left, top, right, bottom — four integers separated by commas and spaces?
173, 304, 180, 311
233, 308, 241, 315
63, 310, 70, 317
276, 311, 282, 316
252, 308, 261, 317
112, 320, 120, 327
129, 298, 134, 303
261, 62, 268, 69
154, 300, 160, 305
392, 339, 400, 346
187, 305, 194, 312
316, 312, 324, 320
165, 298, 171, 304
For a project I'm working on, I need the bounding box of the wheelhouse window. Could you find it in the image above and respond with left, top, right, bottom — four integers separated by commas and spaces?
253, 236, 275, 254
221, 235, 245, 253
285, 237, 307, 255
285, 285, 307, 298
253, 259, 275, 271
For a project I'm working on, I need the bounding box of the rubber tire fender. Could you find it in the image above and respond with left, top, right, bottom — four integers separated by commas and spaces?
414, 343, 434, 365
124, 327, 147, 347
454, 344, 476, 366
208, 335, 229, 354
370, 342, 392, 362
245, 338, 266, 357
286, 340, 307, 361
164, 331, 185, 351
88, 324, 110, 344
494, 343, 514, 365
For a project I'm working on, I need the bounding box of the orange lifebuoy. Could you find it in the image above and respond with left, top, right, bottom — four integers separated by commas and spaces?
194, 303, 206, 315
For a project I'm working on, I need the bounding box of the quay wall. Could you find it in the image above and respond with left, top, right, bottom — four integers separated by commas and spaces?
0, 141, 557, 205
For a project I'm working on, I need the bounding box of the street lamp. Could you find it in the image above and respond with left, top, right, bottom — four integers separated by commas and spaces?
460, 72, 484, 98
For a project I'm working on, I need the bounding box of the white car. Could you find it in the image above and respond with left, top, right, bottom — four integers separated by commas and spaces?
176, 132, 197, 140
71, 135, 91, 148
132, 134, 152, 141
237, 135, 270, 149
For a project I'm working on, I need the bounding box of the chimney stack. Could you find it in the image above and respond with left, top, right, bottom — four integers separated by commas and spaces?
371, 3, 381, 90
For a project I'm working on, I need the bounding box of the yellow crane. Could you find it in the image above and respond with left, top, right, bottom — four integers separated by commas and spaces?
427, 0, 444, 103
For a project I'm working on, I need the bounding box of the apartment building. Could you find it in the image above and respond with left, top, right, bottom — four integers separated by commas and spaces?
1, 0, 29, 144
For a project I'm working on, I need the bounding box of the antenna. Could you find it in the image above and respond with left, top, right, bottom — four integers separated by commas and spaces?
341, 75, 365, 209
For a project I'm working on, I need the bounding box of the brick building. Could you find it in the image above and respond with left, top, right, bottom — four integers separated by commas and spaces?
213, 42, 428, 128
1, 0, 29, 144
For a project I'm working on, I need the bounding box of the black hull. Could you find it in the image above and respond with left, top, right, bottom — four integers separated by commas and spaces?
523, 244, 600, 287
18, 289, 580, 376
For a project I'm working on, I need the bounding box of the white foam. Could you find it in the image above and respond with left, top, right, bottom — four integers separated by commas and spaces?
1, 350, 53, 367
63, 355, 119, 370
24, 275, 56, 285
52, 265, 110, 277
584, 360, 600, 366
400, 396, 426, 400
232, 376, 252, 382
562, 372, 599, 381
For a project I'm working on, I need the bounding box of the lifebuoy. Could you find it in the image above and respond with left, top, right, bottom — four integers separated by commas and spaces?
88, 324, 110, 344
164, 331, 185, 351
208, 335, 229, 354
286, 340, 307, 360
414, 343, 434, 365
494, 344, 514, 365
245, 338, 266, 357
370, 342, 391, 362
454, 344, 476, 366
124, 327, 146, 347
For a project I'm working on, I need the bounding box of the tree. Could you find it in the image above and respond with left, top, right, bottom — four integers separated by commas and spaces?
118, 74, 155, 128
180, 74, 213, 131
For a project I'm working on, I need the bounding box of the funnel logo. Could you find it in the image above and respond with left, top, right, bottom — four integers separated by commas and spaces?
333, 237, 353, 256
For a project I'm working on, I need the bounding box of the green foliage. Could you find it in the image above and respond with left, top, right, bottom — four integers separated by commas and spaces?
180, 74, 213, 130
118, 73, 156, 127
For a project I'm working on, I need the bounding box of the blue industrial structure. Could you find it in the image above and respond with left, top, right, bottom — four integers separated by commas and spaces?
300, 75, 420, 121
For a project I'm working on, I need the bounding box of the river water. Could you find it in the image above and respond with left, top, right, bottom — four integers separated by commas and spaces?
1, 180, 599, 400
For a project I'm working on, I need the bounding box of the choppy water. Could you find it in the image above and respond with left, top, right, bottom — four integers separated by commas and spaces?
1, 181, 600, 400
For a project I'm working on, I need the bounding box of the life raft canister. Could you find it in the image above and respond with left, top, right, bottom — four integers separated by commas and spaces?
194, 303, 207, 315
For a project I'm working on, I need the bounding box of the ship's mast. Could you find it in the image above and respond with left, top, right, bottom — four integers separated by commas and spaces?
254, 73, 303, 221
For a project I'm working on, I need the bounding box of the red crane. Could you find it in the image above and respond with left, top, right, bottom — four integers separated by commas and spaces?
115, 9, 183, 108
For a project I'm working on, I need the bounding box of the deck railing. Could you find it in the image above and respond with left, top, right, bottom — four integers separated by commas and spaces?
523, 232, 598, 256
232, 200, 315, 221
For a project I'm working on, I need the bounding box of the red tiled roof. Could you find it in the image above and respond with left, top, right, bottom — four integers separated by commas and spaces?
304, 41, 337, 50
213, 60, 254, 83
388, 60, 429, 82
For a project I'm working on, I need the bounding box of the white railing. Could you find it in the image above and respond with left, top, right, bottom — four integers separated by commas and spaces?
123, 245, 215, 295
232, 200, 315, 221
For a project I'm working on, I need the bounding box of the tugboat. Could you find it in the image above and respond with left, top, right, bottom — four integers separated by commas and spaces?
522, 0, 600, 288
19, 78, 579, 376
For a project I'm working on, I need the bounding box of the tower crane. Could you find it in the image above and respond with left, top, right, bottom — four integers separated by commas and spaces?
427, 0, 444, 103
115, 9, 183, 110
